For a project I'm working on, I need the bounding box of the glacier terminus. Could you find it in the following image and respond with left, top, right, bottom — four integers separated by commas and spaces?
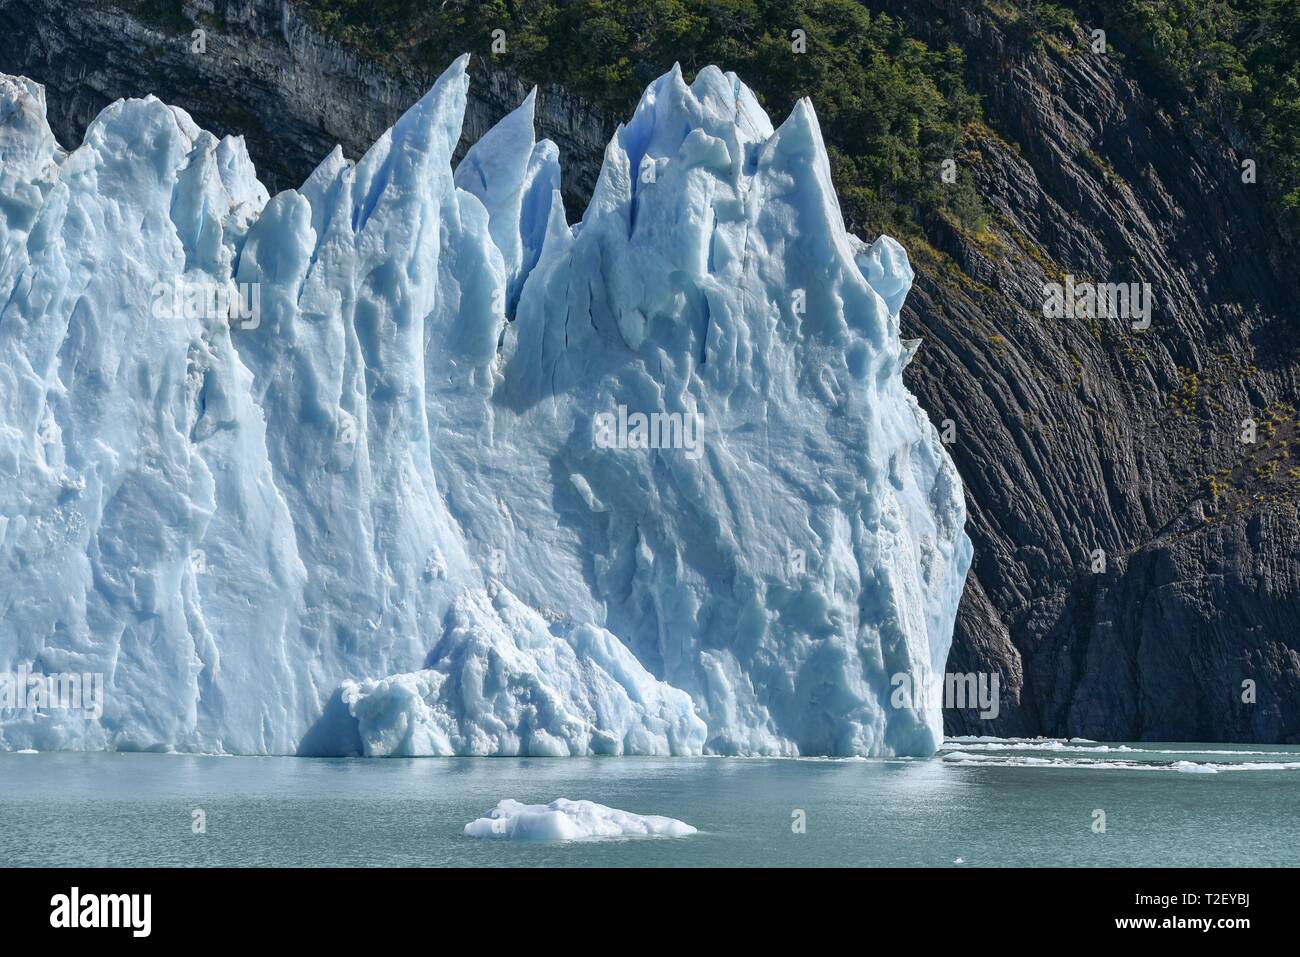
0, 55, 971, 758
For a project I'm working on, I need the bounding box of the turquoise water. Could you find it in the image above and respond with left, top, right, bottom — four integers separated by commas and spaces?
2, 741, 1298, 866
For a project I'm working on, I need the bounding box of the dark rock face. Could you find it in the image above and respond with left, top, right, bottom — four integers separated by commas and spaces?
2, 0, 1296, 741
0, 0, 614, 201
1033, 509, 1300, 742
890, 0, 1300, 741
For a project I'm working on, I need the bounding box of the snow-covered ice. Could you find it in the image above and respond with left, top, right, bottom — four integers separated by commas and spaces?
464, 798, 697, 840
0, 55, 970, 757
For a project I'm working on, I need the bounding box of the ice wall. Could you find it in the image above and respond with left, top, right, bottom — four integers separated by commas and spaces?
0, 57, 970, 757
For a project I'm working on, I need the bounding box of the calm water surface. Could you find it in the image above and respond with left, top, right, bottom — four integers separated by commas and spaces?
2, 741, 1297, 866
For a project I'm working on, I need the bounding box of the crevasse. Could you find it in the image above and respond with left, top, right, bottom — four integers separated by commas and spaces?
0, 56, 971, 758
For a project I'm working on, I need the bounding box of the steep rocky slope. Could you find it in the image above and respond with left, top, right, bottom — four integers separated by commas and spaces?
887, 0, 1300, 741
2, 0, 1296, 741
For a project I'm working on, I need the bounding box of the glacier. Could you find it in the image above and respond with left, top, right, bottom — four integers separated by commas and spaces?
0, 56, 971, 758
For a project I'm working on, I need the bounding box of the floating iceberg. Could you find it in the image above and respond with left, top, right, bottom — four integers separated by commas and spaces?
464, 798, 697, 840
0, 55, 970, 757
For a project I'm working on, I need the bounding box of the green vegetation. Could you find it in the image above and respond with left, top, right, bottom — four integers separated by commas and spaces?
298, 0, 986, 240
1004, 0, 1080, 48
1209, 403, 1300, 511
126, 0, 1300, 248
1078, 0, 1300, 232
944, 0, 1300, 237
1079, 147, 1120, 185
1170, 356, 1297, 513
123, 0, 192, 35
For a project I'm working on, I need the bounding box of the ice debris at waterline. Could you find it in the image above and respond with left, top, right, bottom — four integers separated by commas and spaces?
464, 799, 697, 841
0, 57, 971, 758
939, 751, 1300, 772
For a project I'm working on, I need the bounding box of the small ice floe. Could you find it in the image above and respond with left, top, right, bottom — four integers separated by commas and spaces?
15, 749, 38, 754
953, 857, 966, 865
464, 798, 697, 841
1173, 761, 1219, 774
